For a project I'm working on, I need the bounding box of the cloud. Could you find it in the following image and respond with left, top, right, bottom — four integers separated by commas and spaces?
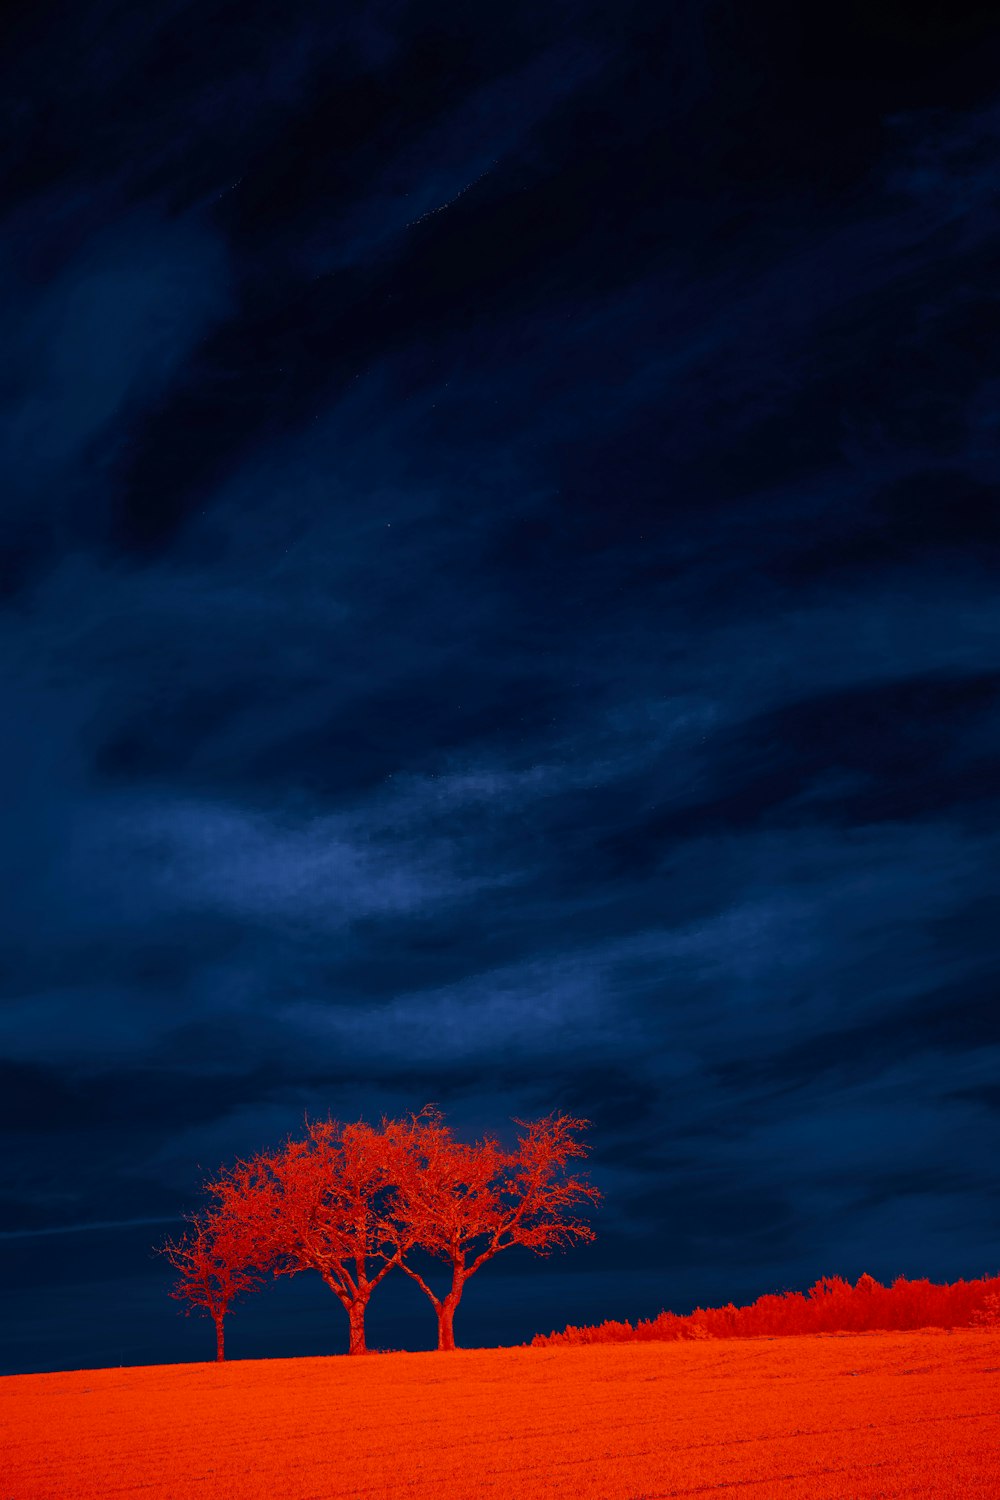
3, 2, 1000, 1368
1, 211, 230, 544
301, 40, 601, 273
0, 1217, 177, 1242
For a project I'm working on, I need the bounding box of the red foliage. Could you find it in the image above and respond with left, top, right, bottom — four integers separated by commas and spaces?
164, 1107, 599, 1357
205, 1116, 410, 1355
389, 1109, 600, 1349
530, 1270, 1000, 1346
156, 1208, 264, 1360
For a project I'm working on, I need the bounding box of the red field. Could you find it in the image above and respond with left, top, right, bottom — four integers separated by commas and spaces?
3, 1330, 999, 1499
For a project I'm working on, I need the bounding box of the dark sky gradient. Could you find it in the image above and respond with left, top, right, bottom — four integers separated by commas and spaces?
3, 0, 1000, 1375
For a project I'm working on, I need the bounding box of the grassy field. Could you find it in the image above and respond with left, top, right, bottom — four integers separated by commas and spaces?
2, 1329, 999, 1498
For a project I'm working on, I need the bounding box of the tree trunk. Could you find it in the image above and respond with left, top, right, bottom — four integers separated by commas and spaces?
214, 1313, 225, 1362
396, 1257, 466, 1350
437, 1301, 456, 1351
347, 1298, 368, 1355
437, 1292, 462, 1351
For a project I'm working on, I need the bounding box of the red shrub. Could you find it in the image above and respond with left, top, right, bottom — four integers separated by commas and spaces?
531, 1271, 1000, 1346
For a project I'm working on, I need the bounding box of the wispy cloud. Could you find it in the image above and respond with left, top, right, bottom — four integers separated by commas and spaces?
0, 1217, 177, 1242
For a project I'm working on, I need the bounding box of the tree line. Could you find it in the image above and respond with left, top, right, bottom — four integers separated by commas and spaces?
157, 1108, 598, 1360
532, 1271, 1000, 1346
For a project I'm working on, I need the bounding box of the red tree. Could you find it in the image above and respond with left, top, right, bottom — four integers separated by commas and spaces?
209, 1116, 412, 1356
391, 1110, 600, 1350
157, 1208, 262, 1361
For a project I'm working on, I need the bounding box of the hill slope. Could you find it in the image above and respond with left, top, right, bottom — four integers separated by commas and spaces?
3, 1330, 999, 1498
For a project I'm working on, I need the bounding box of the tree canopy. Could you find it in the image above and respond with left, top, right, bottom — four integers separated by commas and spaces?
159, 1107, 599, 1357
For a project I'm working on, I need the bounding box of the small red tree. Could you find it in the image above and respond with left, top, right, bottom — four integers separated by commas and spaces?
391, 1110, 599, 1350
157, 1208, 262, 1361
209, 1116, 411, 1355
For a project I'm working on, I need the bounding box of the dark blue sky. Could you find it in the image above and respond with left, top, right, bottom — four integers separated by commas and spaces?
3, 0, 1000, 1375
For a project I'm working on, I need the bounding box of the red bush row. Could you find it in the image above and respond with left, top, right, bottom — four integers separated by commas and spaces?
531, 1272, 1000, 1345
